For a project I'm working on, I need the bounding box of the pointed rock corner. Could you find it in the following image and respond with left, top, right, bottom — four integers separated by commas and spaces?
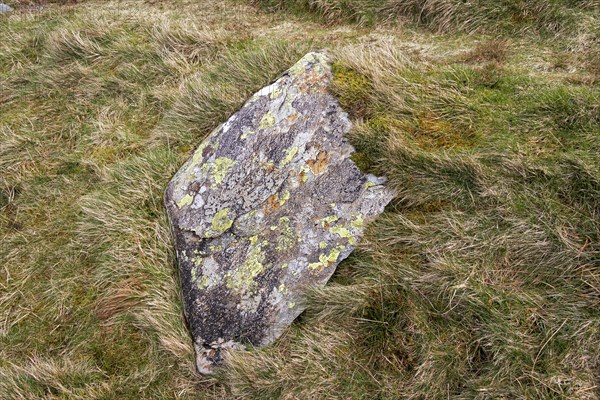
164, 51, 395, 374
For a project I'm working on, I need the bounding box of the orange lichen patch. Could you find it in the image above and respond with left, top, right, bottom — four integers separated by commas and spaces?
297, 169, 306, 185
298, 71, 328, 93
287, 113, 299, 123
306, 150, 329, 174
260, 161, 275, 173
264, 194, 281, 214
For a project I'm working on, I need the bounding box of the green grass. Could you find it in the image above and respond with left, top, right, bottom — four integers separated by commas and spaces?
1, 0, 599, 398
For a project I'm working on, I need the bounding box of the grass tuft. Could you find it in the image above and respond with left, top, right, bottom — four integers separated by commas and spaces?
1, 0, 598, 398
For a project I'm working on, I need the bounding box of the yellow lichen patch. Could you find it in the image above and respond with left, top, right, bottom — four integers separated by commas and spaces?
319, 241, 327, 249
306, 150, 329, 174
279, 190, 290, 206
320, 215, 339, 228
226, 238, 265, 293
289, 57, 309, 76
177, 193, 194, 208
180, 139, 218, 181
208, 244, 222, 253
351, 214, 364, 230
278, 283, 288, 294
308, 262, 322, 271
280, 147, 298, 168
319, 247, 341, 267
330, 225, 357, 245
270, 87, 282, 99
211, 208, 233, 235
310, 247, 341, 272
240, 129, 255, 140
276, 216, 296, 251
211, 157, 236, 185
259, 112, 276, 129
198, 275, 210, 289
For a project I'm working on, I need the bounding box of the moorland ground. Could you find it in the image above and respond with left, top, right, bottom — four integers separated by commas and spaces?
1, 0, 599, 398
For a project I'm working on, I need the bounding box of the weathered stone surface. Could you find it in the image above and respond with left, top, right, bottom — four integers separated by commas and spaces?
164, 52, 394, 373
0, 3, 13, 13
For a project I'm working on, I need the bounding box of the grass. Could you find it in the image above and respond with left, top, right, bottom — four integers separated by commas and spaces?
0, 0, 598, 398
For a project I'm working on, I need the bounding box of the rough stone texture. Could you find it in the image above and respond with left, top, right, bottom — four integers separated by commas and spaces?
0, 3, 13, 13
164, 52, 394, 373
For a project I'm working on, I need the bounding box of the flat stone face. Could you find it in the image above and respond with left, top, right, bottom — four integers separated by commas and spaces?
164, 52, 394, 373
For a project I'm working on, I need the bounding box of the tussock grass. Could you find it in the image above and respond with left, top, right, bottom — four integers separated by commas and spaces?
1, 0, 599, 398
251, 0, 593, 33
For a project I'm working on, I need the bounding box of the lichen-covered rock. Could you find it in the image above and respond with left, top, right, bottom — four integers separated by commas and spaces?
164, 52, 394, 374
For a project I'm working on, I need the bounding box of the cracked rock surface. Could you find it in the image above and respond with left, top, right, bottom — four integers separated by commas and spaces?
164, 52, 394, 374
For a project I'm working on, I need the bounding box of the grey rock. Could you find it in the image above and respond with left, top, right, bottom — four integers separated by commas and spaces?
0, 3, 13, 13
165, 52, 394, 374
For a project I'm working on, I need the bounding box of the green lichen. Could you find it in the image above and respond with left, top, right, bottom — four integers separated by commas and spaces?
211, 208, 233, 235
177, 193, 194, 208
211, 157, 236, 185
280, 147, 298, 167
319, 241, 328, 249
259, 111, 276, 129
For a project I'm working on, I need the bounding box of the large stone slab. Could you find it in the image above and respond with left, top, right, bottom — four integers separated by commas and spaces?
165, 52, 394, 373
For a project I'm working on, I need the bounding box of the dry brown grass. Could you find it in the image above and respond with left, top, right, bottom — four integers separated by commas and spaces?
1, 0, 599, 398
